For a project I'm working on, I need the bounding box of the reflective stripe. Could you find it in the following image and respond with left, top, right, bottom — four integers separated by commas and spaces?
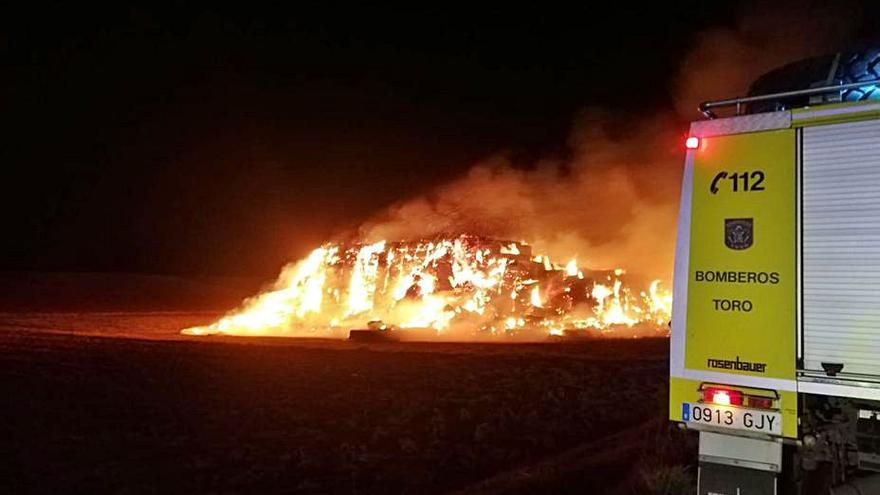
690, 111, 791, 137
796, 129, 803, 362
670, 150, 694, 377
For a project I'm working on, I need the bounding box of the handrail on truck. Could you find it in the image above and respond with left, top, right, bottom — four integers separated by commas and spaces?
699, 79, 880, 119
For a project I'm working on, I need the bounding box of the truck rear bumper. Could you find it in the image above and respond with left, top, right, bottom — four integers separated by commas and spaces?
698, 431, 782, 495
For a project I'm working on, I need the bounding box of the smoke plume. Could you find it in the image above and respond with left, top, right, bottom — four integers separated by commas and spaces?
358, 2, 859, 281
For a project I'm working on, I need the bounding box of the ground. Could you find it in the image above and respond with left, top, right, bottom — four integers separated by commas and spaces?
0, 273, 691, 494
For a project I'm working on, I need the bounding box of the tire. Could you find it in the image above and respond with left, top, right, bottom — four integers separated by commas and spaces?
838, 47, 880, 101
745, 44, 880, 114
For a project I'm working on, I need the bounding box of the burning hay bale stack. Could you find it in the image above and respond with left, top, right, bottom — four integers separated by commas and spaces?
183, 234, 671, 340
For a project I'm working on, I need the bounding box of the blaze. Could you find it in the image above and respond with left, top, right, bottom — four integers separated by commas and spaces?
565, 259, 579, 277
346, 240, 385, 316
183, 235, 671, 339
530, 285, 543, 308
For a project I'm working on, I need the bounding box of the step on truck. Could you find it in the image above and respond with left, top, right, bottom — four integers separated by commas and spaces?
670, 47, 880, 494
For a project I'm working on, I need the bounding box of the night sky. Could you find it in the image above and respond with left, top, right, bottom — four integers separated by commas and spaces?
3, 2, 875, 276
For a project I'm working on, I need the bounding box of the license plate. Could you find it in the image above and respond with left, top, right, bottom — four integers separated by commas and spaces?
682, 403, 781, 435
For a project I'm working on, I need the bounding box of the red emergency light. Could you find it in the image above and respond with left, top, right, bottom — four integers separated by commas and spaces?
685, 136, 701, 150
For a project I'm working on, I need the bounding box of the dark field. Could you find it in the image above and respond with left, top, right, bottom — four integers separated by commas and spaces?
0, 274, 687, 494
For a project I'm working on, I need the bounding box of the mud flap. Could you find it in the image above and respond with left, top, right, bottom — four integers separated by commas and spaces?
698, 431, 781, 495
699, 463, 776, 495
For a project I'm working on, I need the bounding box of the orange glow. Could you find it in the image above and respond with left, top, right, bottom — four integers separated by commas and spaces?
182, 235, 672, 339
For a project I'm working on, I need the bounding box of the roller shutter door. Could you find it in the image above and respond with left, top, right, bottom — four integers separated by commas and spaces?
803, 118, 880, 376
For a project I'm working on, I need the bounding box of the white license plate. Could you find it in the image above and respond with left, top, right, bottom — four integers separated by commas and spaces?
683, 403, 781, 435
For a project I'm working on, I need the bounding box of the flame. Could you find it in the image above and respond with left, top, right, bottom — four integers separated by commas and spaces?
530, 285, 543, 308
591, 280, 637, 327
182, 246, 336, 336
565, 259, 578, 277
183, 235, 671, 339
500, 243, 520, 255
646, 279, 673, 325
346, 240, 385, 316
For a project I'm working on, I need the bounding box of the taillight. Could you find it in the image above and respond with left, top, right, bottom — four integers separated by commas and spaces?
702, 387, 743, 406
712, 390, 732, 405
699, 385, 775, 409
746, 396, 774, 409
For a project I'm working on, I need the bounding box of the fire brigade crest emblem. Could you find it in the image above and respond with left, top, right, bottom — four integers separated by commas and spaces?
725, 218, 753, 250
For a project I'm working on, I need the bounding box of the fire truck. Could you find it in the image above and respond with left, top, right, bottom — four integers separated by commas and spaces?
670, 47, 880, 494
